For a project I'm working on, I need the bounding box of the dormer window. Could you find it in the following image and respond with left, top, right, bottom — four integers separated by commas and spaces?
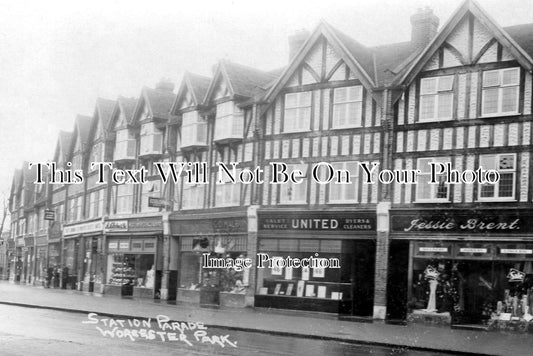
114, 129, 136, 161
181, 111, 207, 149
139, 122, 163, 156
419, 76, 454, 122
214, 101, 244, 142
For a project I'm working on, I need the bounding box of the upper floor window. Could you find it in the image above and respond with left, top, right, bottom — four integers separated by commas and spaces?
87, 190, 104, 219
115, 129, 136, 160
283, 92, 311, 133
478, 153, 516, 201
181, 172, 205, 210
139, 122, 163, 156
482, 68, 520, 117
416, 157, 450, 203
279, 164, 308, 204
91, 142, 104, 163
215, 168, 240, 207
419, 76, 454, 122
327, 161, 359, 203
181, 111, 207, 148
140, 180, 162, 212
114, 184, 133, 215
214, 101, 244, 142
332, 86, 363, 128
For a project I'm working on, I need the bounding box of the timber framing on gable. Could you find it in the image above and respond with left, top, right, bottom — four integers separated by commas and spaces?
396, 0, 533, 95
262, 20, 380, 115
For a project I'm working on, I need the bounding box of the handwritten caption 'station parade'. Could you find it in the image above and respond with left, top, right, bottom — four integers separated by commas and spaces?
82, 313, 237, 348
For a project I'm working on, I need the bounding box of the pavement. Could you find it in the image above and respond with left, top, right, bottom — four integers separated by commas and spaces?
0, 281, 531, 356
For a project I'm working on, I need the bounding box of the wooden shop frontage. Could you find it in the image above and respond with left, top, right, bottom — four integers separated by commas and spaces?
389, 209, 533, 332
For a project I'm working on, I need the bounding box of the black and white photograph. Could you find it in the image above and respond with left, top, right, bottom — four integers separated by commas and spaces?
1, 0, 533, 355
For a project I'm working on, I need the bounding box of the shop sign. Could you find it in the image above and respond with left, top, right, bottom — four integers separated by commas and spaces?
391, 210, 533, 234
172, 216, 248, 235
119, 241, 130, 249
17, 238, 25, 247
104, 220, 128, 232
419, 247, 448, 252
44, 209, 55, 221
500, 248, 532, 254
64, 220, 103, 236
108, 242, 118, 249
24, 236, 34, 246
259, 212, 375, 233
128, 218, 163, 232
459, 248, 487, 253
414, 242, 452, 258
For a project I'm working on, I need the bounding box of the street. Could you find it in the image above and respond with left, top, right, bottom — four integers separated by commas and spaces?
0, 304, 455, 356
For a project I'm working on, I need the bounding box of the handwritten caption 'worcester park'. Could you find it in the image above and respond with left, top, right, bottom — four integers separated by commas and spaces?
82, 313, 237, 348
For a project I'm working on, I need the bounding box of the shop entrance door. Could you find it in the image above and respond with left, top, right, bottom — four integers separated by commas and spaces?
455, 261, 494, 325
351, 240, 375, 317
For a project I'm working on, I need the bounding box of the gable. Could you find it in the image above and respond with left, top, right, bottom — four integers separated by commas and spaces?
115, 111, 127, 130
285, 36, 361, 87
423, 15, 520, 72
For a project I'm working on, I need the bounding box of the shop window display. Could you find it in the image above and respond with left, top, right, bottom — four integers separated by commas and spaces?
409, 257, 533, 331
107, 254, 155, 288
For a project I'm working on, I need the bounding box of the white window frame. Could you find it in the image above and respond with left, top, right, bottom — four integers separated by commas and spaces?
214, 101, 243, 141
481, 67, 520, 117
279, 164, 308, 204
478, 153, 516, 201
139, 122, 163, 155
215, 168, 241, 207
419, 76, 454, 122
181, 172, 205, 210
327, 161, 359, 203
181, 111, 207, 147
415, 157, 451, 203
332, 86, 363, 129
115, 184, 133, 215
283, 92, 312, 133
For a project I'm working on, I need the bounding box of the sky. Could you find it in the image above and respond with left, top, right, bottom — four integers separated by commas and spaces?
1, 0, 532, 211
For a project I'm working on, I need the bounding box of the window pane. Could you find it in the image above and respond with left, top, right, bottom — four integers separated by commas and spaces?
299, 92, 312, 106
501, 87, 518, 113
437, 92, 453, 118
420, 95, 435, 120
334, 88, 347, 103
483, 71, 500, 87
502, 68, 519, 86
480, 183, 495, 198
499, 154, 515, 170
498, 173, 514, 197
348, 86, 363, 101
285, 93, 297, 108
420, 78, 437, 94
438, 76, 453, 91
482, 88, 499, 115
417, 175, 432, 199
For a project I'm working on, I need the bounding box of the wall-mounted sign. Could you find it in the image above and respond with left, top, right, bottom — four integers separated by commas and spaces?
104, 220, 128, 232
171, 216, 248, 235
259, 212, 376, 233
64, 220, 103, 236
391, 210, 533, 234
44, 209, 55, 221
128, 217, 163, 232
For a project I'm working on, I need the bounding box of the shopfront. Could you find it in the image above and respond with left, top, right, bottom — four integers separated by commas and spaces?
34, 236, 47, 286
104, 217, 163, 298
171, 212, 249, 307
255, 210, 376, 316
23, 235, 34, 284
63, 219, 104, 292
47, 222, 62, 288
390, 209, 533, 332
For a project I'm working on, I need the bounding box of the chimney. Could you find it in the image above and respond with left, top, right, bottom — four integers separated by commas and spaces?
155, 78, 175, 92
410, 7, 439, 49
288, 29, 310, 62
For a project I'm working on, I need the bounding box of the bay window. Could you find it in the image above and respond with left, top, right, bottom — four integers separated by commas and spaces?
139, 123, 163, 156
214, 101, 244, 142
283, 92, 312, 132
181, 111, 207, 148
332, 86, 363, 128
416, 157, 450, 202
114, 129, 136, 160
481, 68, 520, 116
115, 184, 133, 215
419, 76, 454, 122
478, 153, 516, 200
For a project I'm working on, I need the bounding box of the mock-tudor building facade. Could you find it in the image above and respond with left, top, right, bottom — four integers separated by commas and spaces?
5, 0, 533, 330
